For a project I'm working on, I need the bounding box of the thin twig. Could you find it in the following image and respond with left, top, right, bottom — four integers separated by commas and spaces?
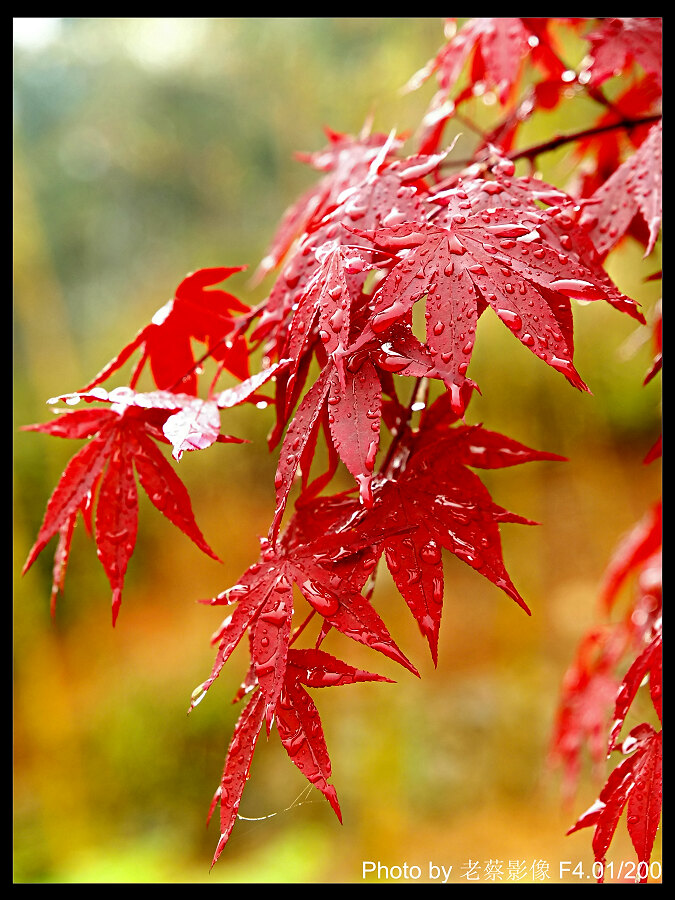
379, 376, 423, 477
444, 113, 661, 170
289, 608, 316, 648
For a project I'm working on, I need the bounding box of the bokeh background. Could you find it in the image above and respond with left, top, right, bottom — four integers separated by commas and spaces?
14, 18, 661, 883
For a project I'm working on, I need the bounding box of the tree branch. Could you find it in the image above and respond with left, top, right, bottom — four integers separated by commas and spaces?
507, 114, 661, 164
445, 113, 661, 170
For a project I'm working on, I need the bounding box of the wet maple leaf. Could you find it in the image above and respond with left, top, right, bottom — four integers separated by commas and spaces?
50, 361, 284, 461
599, 500, 662, 614
345, 202, 636, 413
568, 724, 662, 882
302, 397, 565, 664
256, 146, 643, 490
408, 17, 565, 105
254, 128, 402, 283
571, 75, 662, 200
432, 159, 645, 323
46, 388, 235, 461
270, 361, 334, 537
406, 17, 567, 153
265, 240, 369, 451
368, 434, 555, 659
585, 18, 662, 90
269, 349, 387, 536
205, 648, 392, 866
557, 492, 661, 876
190, 525, 417, 732
609, 630, 662, 754
80, 266, 251, 395
253, 143, 435, 387
206, 689, 266, 867
23, 405, 220, 623
579, 121, 662, 258
548, 626, 627, 803
275, 648, 392, 818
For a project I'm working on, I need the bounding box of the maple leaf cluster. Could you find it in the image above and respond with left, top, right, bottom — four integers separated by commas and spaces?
23, 17, 661, 874
550, 328, 662, 883
551, 496, 662, 883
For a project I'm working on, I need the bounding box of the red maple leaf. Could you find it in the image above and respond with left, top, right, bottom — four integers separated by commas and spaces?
23, 404, 220, 623
568, 724, 662, 882
190, 520, 418, 731
291, 395, 565, 664
254, 127, 402, 283
204, 647, 392, 866
265, 241, 372, 450
345, 200, 637, 413
80, 267, 251, 395
558, 494, 661, 876
432, 157, 645, 323
205, 689, 266, 866
406, 17, 567, 154
269, 344, 392, 534
579, 121, 662, 258
548, 626, 627, 803
571, 75, 662, 200
609, 630, 662, 753
49, 360, 283, 460
599, 500, 662, 614
409, 17, 565, 105
585, 18, 662, 90
253, 143, 434, 377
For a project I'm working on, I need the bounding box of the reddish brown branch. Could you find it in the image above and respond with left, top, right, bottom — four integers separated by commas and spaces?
508, 113, 661, 163
445, 113, 661, 170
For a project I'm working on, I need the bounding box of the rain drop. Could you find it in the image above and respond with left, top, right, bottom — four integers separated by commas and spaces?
498, 308, 522, 330
420, 540, 441, 565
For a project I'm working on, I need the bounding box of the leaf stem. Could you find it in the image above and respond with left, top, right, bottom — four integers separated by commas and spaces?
379, 376, 423, 477
289, 609, 316, 648
167, 304, 264, 395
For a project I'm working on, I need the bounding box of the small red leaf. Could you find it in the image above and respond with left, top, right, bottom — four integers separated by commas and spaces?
585, 18, 662, 90
580, 121, 662, 258
80, 266, 249, 396
568, 724, 662, 882
251, 574, 294, 733
599, 501, 661, 612
130, 425, 220, 561
286, 647, 394, 688
23, 425, 116, 575
271, 362, 332, 541
327, 360, 381, 507
94, 429, 139, 625
209, 690, 266, 868
276, 680, 342, 823
608, 631, 662, 752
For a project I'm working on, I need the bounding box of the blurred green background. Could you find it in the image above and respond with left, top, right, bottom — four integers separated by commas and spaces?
14, 18, 661, 884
